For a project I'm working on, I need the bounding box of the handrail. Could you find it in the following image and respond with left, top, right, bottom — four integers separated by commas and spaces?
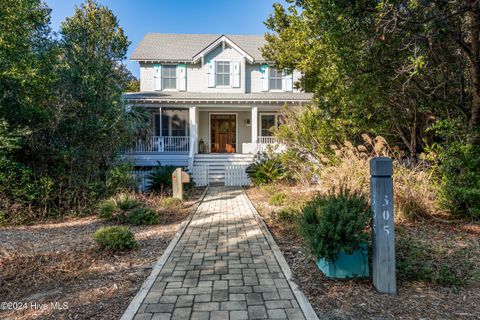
127, 136, 190, 153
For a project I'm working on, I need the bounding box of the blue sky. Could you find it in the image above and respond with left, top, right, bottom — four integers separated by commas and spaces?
45, 0, 281, 78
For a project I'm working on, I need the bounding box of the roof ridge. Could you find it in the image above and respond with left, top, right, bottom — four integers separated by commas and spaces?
145, 32, 264, 37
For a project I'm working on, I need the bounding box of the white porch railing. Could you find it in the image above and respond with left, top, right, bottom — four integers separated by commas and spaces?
256, 136, 281, 153
257, 136, 279, 144
128, 136, 190, 153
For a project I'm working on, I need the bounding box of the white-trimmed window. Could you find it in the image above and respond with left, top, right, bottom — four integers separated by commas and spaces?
162, 65, 177, 89
154, 109, 188, 136
215, 61, 231, 86
268, 68, 283, 90
260, 114, 284, 136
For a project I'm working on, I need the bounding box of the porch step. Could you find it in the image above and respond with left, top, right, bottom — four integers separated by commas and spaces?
193, 154, 255, 185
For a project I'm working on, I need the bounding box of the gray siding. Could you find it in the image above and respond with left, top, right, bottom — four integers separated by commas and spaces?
198, 110, 252, 153
138, 43, 303, 94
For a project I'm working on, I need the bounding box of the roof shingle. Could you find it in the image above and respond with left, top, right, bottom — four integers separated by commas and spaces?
131, 33, 267, 62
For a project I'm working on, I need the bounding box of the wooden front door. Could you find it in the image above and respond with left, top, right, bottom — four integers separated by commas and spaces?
210, 114, 236, 153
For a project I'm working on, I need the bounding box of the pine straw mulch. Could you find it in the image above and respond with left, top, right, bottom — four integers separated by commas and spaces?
0, 188, 204, 320
246, 185, 480, 320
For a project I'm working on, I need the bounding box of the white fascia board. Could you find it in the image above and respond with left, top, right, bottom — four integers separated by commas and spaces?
192, 35, 254, 64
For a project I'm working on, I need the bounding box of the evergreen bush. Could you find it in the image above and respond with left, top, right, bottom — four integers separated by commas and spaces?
298, 191, 370, 262
94, 226, 137, 251
437, 139, 480, 219
126, 207, 159, 225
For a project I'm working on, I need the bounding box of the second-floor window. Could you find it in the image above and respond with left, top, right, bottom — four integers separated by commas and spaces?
269, 68, 283, 90
162, 65, 177, 89
215, 61, 230, 86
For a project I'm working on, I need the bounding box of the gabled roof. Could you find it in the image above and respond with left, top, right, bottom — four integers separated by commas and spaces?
192, 35, 254, 63
131, 33, 267, 63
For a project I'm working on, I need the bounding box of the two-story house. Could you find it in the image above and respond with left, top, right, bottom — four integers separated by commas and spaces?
124, 33, 312, 186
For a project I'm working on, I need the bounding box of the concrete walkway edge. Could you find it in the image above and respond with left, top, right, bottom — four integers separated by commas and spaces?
243, 191, 319, 320
120, 187, 209, 320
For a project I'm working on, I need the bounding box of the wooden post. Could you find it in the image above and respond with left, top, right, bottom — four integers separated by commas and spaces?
370, 157, 397, 295
172, 168, 183, 200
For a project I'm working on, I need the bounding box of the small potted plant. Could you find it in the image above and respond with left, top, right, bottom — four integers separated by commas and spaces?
299, 190, 370, 278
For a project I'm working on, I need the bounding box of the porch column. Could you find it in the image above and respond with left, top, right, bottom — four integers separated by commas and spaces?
251, 106, 258, 145
189, 106, 197, 159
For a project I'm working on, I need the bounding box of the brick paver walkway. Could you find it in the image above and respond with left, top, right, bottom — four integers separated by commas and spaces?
133, 187, 308, 320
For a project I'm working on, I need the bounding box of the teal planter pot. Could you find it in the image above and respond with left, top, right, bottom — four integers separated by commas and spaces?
316, 243, 369, 278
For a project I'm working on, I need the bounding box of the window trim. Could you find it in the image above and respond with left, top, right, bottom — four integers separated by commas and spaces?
153, 109, 189, 137
161, 64, 178, 91
214, 60, 232, 88
268, 67, 284, 92
259, 113, 281, 137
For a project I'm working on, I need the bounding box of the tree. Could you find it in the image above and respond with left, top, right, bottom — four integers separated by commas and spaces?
377, 0, 480, 130
263, 0, 476, 157
49, 0, 133, 208
0, 0, 55, 148
264, 0, 479, 217
0, 0, 137, 220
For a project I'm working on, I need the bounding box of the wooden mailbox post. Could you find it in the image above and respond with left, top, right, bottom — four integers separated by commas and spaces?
370, 157, 397, 295
172, 168, 190, 200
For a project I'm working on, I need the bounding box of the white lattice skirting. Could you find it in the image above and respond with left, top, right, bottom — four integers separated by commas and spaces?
191, 164, 209, 187
225, 165, 250, 186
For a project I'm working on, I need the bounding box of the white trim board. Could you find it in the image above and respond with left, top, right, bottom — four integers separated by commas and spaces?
193, 35, 254, 64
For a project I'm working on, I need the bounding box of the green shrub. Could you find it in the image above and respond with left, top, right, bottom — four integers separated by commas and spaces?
98, 199, 116, 220
147, 165, 178, 192
115, 193, 142, 211
437, 140, 480, 219
126, 207, 159, 225
97, 193, 155, 225
161, 197, 182, 209
269, 192, 287, 206
298, 191, 370, 262
246, 158, 286, 185
277, 207, 298, 223
94, 226, 137, 251
106, 162, 136, 193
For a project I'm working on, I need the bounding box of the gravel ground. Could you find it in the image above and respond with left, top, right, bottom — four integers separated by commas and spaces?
0, 189, 204, 320
246, 185, 480, 320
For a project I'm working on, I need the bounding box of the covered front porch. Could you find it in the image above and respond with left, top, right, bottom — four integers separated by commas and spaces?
125, 105, 283, 166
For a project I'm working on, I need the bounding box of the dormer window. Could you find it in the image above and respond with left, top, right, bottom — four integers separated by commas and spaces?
268, 68, 283, 90
215, 61, 231, 86
162, 65, 177, 90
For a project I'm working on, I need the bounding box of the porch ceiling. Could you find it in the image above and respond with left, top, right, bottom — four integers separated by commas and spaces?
123, 91, 313, 105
